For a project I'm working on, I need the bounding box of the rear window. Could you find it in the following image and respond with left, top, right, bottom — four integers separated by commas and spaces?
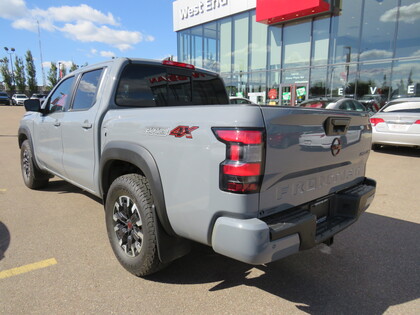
115, 64, 228, 107
381, 101, 420, 113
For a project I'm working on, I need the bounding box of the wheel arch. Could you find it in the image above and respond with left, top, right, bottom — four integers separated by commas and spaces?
18, 126, 44, 171
100, 141, 174, 236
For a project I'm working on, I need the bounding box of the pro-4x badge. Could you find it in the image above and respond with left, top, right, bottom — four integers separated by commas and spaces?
170, 126, 199, 139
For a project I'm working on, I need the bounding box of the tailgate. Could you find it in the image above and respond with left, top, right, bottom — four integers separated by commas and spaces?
259, 106, 372, 217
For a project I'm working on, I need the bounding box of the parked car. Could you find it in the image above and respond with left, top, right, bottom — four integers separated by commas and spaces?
12, 94, 29, 106
370, 98, 420, 150
30, 93, 47, 103
0, 92, 10, 105
298, 98, 369, 113
229, 97, 254, 104
358, 94, 386, 111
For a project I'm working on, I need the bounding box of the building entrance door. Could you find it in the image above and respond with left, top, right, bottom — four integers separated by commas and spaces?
280, 83, 308, 106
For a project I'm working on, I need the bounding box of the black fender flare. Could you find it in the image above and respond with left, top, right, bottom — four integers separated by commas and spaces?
100, 141, 191, 263
100, 141, 174, 236
18, 126, 44, 171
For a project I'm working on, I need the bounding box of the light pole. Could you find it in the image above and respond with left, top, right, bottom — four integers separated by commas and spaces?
4, 47, 15, 89
58, 62, 62, 79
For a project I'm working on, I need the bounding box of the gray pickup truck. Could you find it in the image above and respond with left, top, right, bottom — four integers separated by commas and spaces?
19, 58, 376, 276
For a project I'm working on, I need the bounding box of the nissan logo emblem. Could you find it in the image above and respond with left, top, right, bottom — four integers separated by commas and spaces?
331, 138, 342, 156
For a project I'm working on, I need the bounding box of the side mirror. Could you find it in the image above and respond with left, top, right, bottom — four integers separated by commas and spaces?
24, 99, 41, 112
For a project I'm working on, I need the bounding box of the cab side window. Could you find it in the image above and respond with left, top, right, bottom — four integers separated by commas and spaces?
72, 69, 103, 111
48, 77, 75, 113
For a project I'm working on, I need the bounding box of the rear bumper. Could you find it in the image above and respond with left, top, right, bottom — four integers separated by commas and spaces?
211, 178, 376, 265
372, 131, 420, 147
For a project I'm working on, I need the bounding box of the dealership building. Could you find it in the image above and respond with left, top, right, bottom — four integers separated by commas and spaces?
173, 0, 420, 105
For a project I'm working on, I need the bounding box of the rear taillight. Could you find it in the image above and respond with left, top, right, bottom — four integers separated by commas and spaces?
213, 128, 265, 194
415, 120, 420, 124
370, 118, 385, 126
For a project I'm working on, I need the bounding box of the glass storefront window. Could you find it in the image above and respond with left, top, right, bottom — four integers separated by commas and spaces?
312, 17, 330, 66
282, 69, 309, 85
283, 20, 311, 68
228, 72, 248, 97
391, 59, 420, 98
203, 22, 219, 72
268, 25, 282, 70
220, 18, 232, 73
360, 0, 398, 62
178, 30, 191, 64
191, 26, 203, 68
267, 71, 280, 105
328, 64, 357, 97
395, 0, 420, 58
330, 0, 363, 63
309, 67, 328, 98
250, 11, 267, 71
358, 62, 392, 100
249, 71, 267, 104
233, 13, 249, 72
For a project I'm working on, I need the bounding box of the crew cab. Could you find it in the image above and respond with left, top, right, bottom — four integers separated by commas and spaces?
19, 58, 376, 276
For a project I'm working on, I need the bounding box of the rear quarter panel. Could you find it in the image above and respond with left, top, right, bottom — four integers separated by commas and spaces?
102, 105, 265, 244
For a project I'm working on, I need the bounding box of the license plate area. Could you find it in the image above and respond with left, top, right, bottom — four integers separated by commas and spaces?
388, 123, 410, 132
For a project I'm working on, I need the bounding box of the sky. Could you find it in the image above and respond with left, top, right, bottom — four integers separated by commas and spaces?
0, 0, 177, 85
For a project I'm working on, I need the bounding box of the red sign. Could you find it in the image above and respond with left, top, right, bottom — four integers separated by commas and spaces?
256, 0, 331, 25
268, 89, 278, 99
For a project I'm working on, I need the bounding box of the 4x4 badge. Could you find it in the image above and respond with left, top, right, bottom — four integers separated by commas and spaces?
170, 126, 199, 139
331, 138, 342, 156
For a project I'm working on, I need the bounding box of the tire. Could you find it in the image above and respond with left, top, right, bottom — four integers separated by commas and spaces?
105, 174, 164, 277
20, 140, 49, 189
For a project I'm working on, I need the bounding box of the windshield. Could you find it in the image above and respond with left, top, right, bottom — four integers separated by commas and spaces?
16, 95, 27, 98
381, 101, 420, 113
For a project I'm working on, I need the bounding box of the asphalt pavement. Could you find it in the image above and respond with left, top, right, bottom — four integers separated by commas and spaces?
0, 105, 419, 314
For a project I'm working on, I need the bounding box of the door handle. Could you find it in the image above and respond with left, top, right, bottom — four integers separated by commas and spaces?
54, 121, 61, 127
82, 121, 93, 129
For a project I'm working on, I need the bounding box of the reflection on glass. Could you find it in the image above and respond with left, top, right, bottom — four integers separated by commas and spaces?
312, 18, 330, 66
233, 13, 249, 72
220, 18, 232, 73
269, 25, 282, 70
358, 62, 391, 100
395, 0, 420, 58
310, 67, 328, 98
391, 59, 420, 98
283, 20, 311, 68
251, 12, 267, 71
360, 0, 397, 61
203, 22, 219, 72
330, 0, 363, 63
191, 26, 203, 68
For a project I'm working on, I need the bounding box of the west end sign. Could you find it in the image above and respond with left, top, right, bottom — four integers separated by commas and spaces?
173, 0, 256, 31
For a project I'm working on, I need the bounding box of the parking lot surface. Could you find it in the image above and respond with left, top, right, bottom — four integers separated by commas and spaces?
0, 106, 419, 314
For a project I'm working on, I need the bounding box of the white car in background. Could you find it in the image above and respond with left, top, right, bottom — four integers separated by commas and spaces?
370, 98, 420, 150
12, 94, 29, 106
30, 93, 47, 104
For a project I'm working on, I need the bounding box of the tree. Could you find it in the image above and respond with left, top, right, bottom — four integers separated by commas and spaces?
25, 50, 37, 95
14, 56, 26, 94
70, 62, 78, 72
47, 62, 58, 88
0, 57, 13, 92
